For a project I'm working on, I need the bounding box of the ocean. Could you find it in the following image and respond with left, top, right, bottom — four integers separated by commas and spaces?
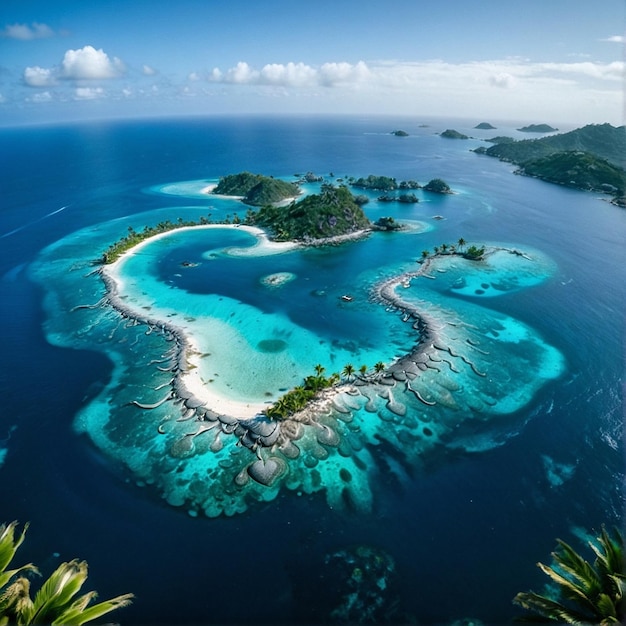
0, 115, 623, 625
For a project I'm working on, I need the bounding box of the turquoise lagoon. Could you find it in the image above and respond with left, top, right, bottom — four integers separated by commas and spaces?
31, 178, 565, 517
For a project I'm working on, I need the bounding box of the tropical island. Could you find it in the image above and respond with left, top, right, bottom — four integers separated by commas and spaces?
251, 183, 372, 242
391, 129, 409, 136
474, 122, 496, 130
517, 123, 558, 133
440, 129, 469, 139
212, 172, 300, 206
473, 123, 626, 203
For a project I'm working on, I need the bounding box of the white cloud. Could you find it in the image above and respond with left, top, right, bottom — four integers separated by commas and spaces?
23, 65, 57, 87
62, 46, 122, 79
188, 71, 201, 81
142, 64, 157, 76
31, 91, 53, 102
489, 72, 516, 89
602, 35, 625, 43
74, 86, 105, 99
209, 60, 370, 88
2, 22, 54, 40
259, 62, 317, 86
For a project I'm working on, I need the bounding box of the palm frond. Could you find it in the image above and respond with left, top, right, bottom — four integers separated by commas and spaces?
51, 592, 134, 626
537, 561, 598, 614
30, 559, 88, 624
552, 540, 602, 595
0, 563, 39, 591
0, 522, 29, 573
513, 590, 592, 623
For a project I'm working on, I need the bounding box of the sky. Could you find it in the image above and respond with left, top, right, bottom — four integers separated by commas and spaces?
0, 0, 624, 127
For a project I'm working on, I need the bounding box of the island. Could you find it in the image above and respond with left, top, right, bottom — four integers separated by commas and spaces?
440, 129, 469, 139
474, 122, 496, 130
423, 178, 452, 194
517, 124, 558, 133
252, 182, 372, 242
212, 172, 300, 206
391, 130, 409, 136
473, 123, 626, 202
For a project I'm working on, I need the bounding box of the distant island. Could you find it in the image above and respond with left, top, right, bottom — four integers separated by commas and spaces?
473, 123, 626, 204
212, 172, 299, 206
517, 124, 558, 133
391, 130, 409, 136
441, 129, 469, 139
474, 122, 496, 130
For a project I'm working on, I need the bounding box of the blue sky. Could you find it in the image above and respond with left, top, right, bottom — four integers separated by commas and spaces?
1, 0, 624, 126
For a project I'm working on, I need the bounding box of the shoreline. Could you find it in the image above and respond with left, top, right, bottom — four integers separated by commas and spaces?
98, 224, 500, 471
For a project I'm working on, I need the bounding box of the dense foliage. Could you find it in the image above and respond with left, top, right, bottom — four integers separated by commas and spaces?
213, 172, 299, 206
477, 123, 625, 167
423, 178, 452, 194
254, 183, 371, 241
520, 152, 625, 194
351, 175, 398, 191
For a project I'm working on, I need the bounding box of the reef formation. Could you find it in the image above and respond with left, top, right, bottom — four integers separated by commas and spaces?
89, 239, 564, 518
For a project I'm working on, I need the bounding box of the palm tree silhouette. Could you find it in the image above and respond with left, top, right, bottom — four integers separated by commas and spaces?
513, 525, 624, 624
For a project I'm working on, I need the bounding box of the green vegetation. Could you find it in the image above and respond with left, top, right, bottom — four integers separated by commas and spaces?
513, 525, 624, 624
477, 123, 625, 168
374, 216, 404, 231
423, 178, 452, 194
474, 124, 626, 201
213, 172, 299, 206
463, 244, 485, 260
517, 123, 558, 133
265, 361, 387, 420
474, 122, 496, 130
0, 521, 133, 625
520, 152, 625, 194
253, 183, 371, 242
351, 175, 398, 191
441, 129, 469, 139
100, 217, 211, 264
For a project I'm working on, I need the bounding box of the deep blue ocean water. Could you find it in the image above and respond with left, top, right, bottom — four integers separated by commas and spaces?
0, 115, 623, 625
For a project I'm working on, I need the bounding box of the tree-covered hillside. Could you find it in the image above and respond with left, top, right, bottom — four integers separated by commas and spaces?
477, 123, 625, 167
213, 172, 299, 206
254, 183, 372, 241
519, 152, 625, 194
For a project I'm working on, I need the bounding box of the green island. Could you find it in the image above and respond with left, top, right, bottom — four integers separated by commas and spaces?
391, 129, 409, 136
440, 129, 469, 139
253, 182, 371, 241
212, 171, 300, 206
517, 123, 558, 133
422, 178, 452, 194
474, 122, 496, 130
474, 123, 626, 205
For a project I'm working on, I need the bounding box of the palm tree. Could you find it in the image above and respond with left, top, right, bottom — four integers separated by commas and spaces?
433, 246, 440, 255
374, 361, 386, 380
441, 243, 448, 253
457, 237, 466, 251
513, 525, 624, 624
0, 521, 133, 626
421, 250, 430, 260
342, 363, 355, 382
314, 363, 326, 377
358, 364, 368, 380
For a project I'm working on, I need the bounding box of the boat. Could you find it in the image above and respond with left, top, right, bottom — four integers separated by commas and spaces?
341, 294, 353, 302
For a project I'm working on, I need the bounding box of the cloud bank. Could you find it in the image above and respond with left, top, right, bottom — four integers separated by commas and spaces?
2, 22, 54, 40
